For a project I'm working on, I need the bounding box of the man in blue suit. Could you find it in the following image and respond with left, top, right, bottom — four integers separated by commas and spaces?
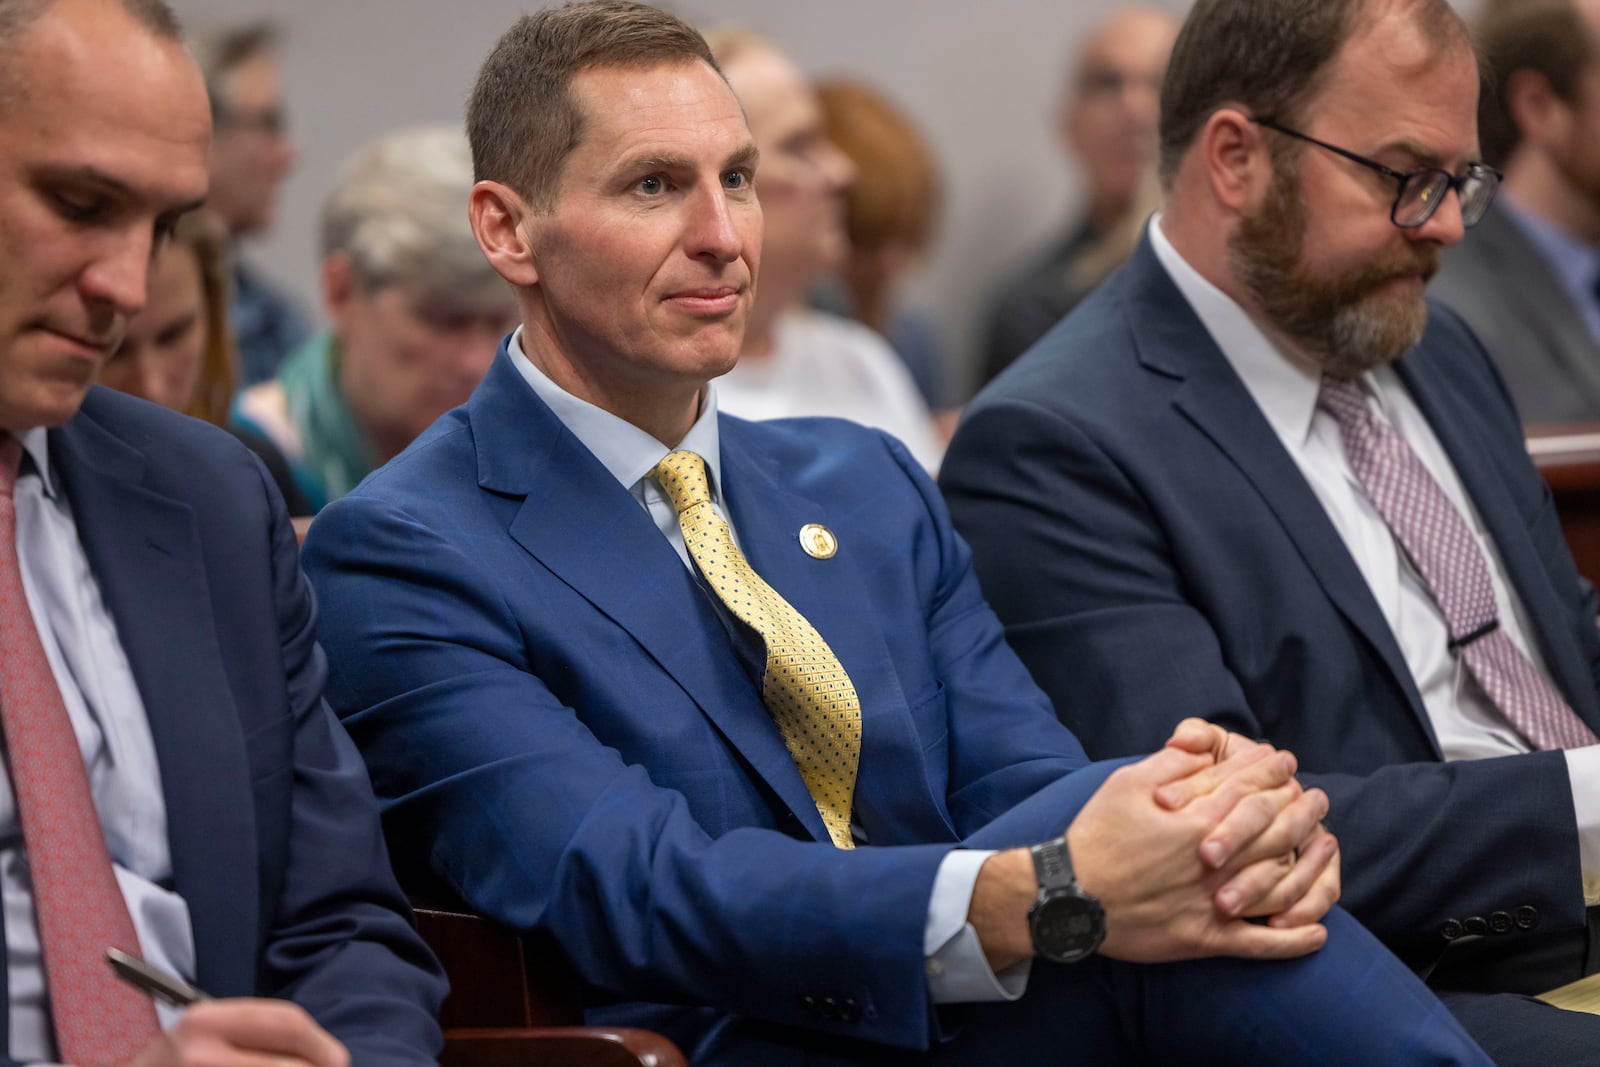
944, 0, 1600, 1060
0, 1, 444, 1063
303, 3, 1491, 1064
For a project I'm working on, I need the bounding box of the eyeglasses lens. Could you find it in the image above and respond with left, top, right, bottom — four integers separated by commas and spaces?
1396, 172, 1450, 228
1458, 169, 1498, 228
1395, 168, 1498, 229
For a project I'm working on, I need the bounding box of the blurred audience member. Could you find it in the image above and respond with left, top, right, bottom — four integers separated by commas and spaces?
1430, 0, 1600, 424
198, 23, 310, 389
816, 78, 955, 427
99, 212, 234, 425
98, 211, 313, 514
233, 127, 516, 513
978, 8, 1178, 385
707, 30, 944, 470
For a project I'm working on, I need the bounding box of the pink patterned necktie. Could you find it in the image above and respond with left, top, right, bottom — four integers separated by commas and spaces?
0, 436, 159, 1065
1317, 378, 1598, 751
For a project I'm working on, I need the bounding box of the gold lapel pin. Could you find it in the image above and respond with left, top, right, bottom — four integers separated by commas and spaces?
799, 523, 838, 560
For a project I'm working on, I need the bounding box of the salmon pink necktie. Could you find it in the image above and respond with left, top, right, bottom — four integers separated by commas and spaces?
1317, 378, 1598, 751
0, 435, 159, 1064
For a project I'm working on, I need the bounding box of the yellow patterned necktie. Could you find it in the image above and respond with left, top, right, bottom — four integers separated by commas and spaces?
651, 450, 861, 849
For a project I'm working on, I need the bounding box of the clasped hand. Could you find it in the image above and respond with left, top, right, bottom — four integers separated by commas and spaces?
968, 718, 1338, 971
1069, 717, 1339, 963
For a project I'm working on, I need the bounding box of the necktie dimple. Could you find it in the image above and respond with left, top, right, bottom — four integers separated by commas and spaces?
1317, 378, 1598, 751
651, 450, 861, 848
0, 436, 159, 1064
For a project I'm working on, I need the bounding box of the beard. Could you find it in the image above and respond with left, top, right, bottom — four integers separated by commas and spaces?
1228, 159, 1439, 380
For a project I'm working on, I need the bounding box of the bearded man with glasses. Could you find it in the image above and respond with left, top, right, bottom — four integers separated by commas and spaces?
945, 0, 1600, 1060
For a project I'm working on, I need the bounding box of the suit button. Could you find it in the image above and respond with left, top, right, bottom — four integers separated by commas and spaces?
1489, 911, 1513, 935
1463, 916, 1489, 937
822, 995, 839, 1021
839, 998, 862, 1025
799, 994, 818, 1018
1440, 919, 1465, 941
1516, 906, 1540, 930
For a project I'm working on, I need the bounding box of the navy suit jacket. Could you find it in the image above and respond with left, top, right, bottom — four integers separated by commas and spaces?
11, 388, 446, 1065
943, 236, 1600, 980
301, 348, 1120, 1059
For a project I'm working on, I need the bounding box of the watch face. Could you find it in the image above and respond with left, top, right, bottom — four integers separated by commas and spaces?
1030, 892, 1105, 963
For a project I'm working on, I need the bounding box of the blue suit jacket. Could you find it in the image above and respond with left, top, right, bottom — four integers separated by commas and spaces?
943, 236, 1600, 981
11, 388, 446, 1065
302, 348, 1114, 1058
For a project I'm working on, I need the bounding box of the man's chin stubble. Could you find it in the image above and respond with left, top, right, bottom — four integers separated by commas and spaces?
1310, 289, 1429, 380
1233, 241, 1432, 381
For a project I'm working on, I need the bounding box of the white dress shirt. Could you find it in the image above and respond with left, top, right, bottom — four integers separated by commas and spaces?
1149, 218, 1600, 905
8, 428, 195, 1062
508, 330, 1026, 1003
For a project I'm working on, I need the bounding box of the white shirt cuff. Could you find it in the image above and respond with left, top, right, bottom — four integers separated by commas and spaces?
923, 849, 1031, 1003
1563, 745, 1600, 905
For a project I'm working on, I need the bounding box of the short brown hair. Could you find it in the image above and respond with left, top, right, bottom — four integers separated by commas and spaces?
467, 1, 718, 212
1475, 0, 1595, 168
0, 0, 178, 49
0, 0, 181, 102
1158, 0, 1466, 184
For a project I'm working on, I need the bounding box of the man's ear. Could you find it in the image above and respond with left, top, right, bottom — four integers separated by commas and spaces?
470, 180, 540, 287
1505, 68, 1569, 154
321, 250, 359, 334
1199, 106, 1272, 217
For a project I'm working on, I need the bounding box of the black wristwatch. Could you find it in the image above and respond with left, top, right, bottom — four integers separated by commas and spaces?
1027, 836, 1105, 963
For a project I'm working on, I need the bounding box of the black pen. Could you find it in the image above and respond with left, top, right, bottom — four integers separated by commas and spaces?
105, 948, 211, 1009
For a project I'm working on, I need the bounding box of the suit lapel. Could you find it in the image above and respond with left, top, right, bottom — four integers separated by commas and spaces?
51, 402, 258, 996
472, 353, 835, 843
1124, 242, 1434, 743
719, 420, 958, 844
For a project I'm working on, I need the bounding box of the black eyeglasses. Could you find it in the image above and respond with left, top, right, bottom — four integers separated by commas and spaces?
1252, 117, 1500, 229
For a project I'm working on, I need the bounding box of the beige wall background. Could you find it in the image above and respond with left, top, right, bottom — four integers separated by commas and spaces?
172, 0, 1484, 398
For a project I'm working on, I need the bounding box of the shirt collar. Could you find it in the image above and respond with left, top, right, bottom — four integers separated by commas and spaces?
15, 426, 55, 498
1148, 214, 1326, 448
507, 327, 727, 500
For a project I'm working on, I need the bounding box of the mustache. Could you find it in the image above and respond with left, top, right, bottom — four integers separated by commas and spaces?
1344, 247, 1441, 293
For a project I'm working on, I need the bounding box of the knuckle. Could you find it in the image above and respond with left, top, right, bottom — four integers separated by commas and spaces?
1246, 790, 1282, 821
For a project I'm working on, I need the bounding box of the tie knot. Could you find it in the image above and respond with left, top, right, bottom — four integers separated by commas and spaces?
651, 450, 712, 515
0, 436, 20, 499
1317, 375, 1371, 430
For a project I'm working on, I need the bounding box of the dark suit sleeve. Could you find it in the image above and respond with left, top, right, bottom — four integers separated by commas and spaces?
246, 458, 447, 1065
303, 489, 960, 1052
942, 394, 1588, 962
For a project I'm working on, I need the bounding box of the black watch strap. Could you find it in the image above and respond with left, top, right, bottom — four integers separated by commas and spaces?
1030, 836, 1075, 891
